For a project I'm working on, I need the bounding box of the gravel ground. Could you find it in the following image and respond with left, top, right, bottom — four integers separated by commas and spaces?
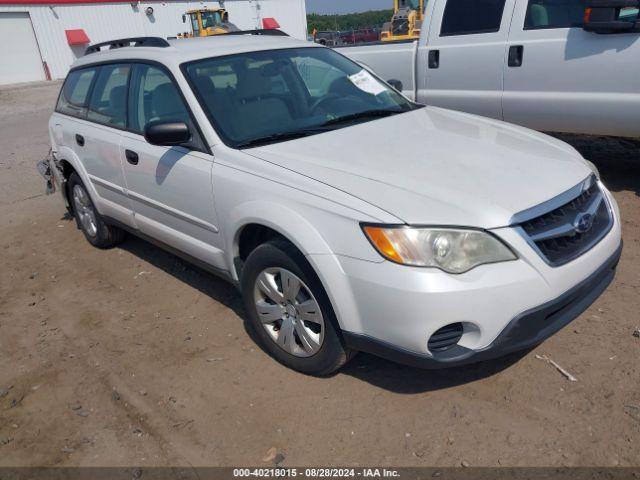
0, 81, 638, 467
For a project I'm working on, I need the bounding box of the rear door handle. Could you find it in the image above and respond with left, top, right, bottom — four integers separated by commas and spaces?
75, 134, 84, 147
428, 49, 440, 69
125, 149, 139, 165
508, 45, 524, 67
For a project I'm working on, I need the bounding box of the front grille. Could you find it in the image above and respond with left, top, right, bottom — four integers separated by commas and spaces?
516, 176, 613, 266
428, 323, 464, 353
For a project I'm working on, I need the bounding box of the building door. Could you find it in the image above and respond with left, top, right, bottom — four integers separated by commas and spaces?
0, 12, 45, 85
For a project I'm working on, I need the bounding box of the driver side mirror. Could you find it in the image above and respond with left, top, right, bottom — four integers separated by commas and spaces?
144, 121, 191, 147
182, 14, 186, 23
583, 0, 640, 33
387, 79, 403, 92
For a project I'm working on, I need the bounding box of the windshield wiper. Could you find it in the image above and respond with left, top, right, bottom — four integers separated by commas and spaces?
235, 109, 409, 149
235, 129, 326, 149
319, 108, 406, 127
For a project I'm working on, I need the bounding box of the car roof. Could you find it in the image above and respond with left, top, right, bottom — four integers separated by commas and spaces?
71, 34, 318, 71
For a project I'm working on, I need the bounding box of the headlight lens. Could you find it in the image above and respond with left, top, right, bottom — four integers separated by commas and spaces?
363, 226, 517, 274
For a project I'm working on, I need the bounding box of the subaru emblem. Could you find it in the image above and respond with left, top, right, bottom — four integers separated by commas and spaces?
574, 212, 595, 234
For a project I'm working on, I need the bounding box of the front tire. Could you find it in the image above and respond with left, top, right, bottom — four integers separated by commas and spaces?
68, 173, 125, 249
241, 240, 353, 376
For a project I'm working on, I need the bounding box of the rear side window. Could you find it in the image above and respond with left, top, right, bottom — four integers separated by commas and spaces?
87, 64, 131, 128
525, 0, 586, 29
56, 68, 96, 118
441, 0, 507, 36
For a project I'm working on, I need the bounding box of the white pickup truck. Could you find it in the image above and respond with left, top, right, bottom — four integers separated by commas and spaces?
337, 0, 640, 137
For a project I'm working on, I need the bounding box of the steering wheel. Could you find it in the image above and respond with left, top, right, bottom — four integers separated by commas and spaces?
309, 93, 341, 113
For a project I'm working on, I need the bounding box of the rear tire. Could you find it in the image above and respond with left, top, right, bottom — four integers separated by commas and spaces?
68, 172, 125, 249
240, 239, 354, 376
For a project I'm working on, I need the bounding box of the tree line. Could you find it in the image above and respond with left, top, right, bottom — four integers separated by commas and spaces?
307, 10, 394, 33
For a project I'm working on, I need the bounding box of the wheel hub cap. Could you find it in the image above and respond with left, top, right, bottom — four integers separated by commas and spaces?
285, 303, 297, 318
253, 267, 325, 358
72, 184, 98, 238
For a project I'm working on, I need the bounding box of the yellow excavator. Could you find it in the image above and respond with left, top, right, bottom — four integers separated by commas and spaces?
381, 0, 425, 42
178, 7, 240, 38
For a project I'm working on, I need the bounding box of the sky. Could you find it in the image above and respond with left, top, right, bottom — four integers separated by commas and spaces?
306, 0, 392, 14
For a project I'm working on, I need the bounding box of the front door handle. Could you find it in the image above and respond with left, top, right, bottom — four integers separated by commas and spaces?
125, 149, 139, 165
75, 134, 84, 147
508, 45, 524, 67
428, 49, 440, 69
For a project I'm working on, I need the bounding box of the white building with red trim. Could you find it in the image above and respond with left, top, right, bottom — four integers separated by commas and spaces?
0, 0, 307, 85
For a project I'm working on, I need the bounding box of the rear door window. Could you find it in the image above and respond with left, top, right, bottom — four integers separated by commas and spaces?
440, 0, 508, 36
56, 68, 97, 118
87, 64, 131, 128
524, 0, 586, 29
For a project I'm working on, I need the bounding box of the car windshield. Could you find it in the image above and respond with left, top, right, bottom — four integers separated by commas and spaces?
183, 47, 421, 148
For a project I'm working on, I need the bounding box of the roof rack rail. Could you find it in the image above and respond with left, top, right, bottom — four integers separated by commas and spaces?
223, 29, 289, 37
85, 37, 170, 55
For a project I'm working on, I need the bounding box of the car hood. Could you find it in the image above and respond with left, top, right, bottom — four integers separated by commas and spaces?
245, 107, 592, 228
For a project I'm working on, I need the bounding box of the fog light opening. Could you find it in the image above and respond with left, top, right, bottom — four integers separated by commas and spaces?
428, 323, 464, 353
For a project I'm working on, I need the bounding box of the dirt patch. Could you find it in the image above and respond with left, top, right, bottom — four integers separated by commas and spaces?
0, 82, 639, 467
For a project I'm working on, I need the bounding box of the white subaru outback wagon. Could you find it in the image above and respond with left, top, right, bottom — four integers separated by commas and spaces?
40, 31, 622, 375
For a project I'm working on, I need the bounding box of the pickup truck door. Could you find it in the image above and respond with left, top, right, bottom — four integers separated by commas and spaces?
120, 63, 226, 270
419, 0, 517, 119
503, 0, 640, 137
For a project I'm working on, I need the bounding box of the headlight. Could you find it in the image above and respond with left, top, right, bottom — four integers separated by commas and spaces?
362, 225, 517, 274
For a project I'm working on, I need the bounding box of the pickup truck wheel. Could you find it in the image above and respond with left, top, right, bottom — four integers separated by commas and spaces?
68, 173, 125, 249
241, 240, 354, 376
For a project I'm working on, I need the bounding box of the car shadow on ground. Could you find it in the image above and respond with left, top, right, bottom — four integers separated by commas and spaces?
117, 235, 246, 320
552, 134, 640, 197
339, 349, 532, 393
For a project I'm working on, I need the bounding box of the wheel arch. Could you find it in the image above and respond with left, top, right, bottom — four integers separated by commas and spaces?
232, 219, 364, 337
53, 146, 111, 218
228, 201, 334, 278
54, 157, 79, 211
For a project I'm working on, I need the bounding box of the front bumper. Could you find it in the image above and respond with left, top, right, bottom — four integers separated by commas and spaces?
308, 184, 622, 369
342, 242, 621, 368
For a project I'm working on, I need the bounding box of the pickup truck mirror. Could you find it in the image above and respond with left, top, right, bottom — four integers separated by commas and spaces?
387, 79, 404, 92
583, 0, 640, 33
144, 121, 192, 147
